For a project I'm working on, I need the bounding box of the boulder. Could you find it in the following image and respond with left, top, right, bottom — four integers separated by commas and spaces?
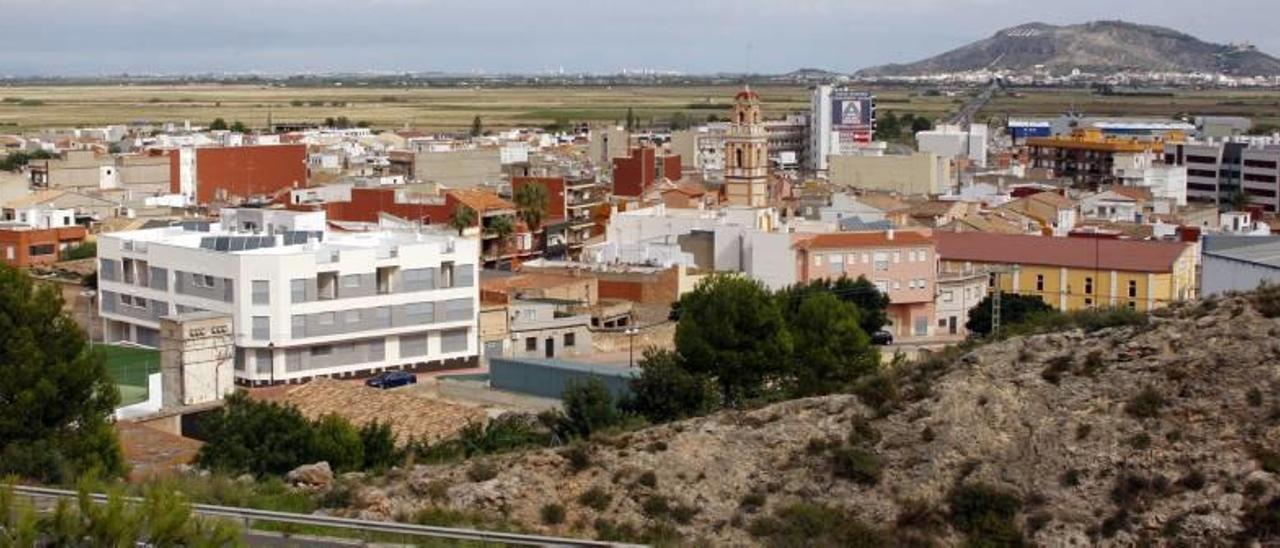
287, 461, 334, 487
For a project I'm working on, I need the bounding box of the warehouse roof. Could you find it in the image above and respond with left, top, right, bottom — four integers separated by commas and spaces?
937, 232, 1191, 273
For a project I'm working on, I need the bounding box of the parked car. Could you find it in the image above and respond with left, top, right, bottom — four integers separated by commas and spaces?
870, 330, 894, 346
365, 370, 417, 389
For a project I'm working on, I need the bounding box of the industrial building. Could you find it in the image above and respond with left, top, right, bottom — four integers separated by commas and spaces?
97, 208, 480, 385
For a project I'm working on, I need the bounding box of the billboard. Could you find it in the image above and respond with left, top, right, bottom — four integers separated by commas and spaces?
830, 90, 874, 146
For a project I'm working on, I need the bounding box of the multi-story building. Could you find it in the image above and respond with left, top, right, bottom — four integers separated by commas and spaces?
512, 175, 607, 260
936, 232, 1197, 312
809, 86, 875, 173
792, 230, 937, 339
0, 204, 87, 267
168, 144, 308, 205
1165, 138, 1280, 211
724, 88, 770, 207
764, 114, 808, 171
1027, 129, 1181, 189
97, 208, 480, 385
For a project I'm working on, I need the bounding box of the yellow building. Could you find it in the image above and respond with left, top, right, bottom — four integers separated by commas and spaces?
937, 232, 1197, 312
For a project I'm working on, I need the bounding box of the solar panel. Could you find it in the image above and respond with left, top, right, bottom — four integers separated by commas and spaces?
199, 237, 217, 250
214, 237, 230, 251
228, 238, 247, 251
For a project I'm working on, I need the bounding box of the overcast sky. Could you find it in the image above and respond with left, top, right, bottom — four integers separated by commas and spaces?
1, 0, 1276, 76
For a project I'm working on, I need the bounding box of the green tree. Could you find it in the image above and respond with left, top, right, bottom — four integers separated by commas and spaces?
209, 118, 229, 131
470, 115, 483, 137
670, 111, 690, 130
196, 392, 316, 477
311, 413, 364, 472
513, 182, 550, 233
623, 349, 721, 423
675, 274, 792, 405
777, 276, 889, 338
559, 377, 624, 439
359, 420, 400, 470
966, 292, 1055, 338
0, 264, 123, 483
874, 111, 900, 142
625, 107, 636, 131
449, 204, 477, 236
229, 120, 248, 133
785, 291, 879, 396
0, 149, 55, 171
485, 215, 515, 257
910, 115, 934, 134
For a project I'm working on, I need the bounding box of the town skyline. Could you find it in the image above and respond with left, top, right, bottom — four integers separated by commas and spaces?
1, 0, 1277, 76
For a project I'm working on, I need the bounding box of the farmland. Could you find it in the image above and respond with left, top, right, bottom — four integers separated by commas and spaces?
0, 84, 961, 131
978, 88, 1280, 129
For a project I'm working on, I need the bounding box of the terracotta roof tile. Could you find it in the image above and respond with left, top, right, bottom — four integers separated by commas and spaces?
937, 232, 1191, 273
448, 188, 515, 213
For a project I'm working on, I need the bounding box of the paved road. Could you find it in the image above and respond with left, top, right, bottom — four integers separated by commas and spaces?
947, 81, 1000, 128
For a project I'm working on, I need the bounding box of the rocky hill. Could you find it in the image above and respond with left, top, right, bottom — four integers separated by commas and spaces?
334, 293, 1280, 545
859, 20, 1280, 76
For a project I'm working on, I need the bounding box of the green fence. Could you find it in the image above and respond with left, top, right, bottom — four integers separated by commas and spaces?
100, 344, 161, 406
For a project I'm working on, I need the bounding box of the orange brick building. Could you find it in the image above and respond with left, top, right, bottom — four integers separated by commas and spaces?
0, 225, 88, 267
169, 144, 308, 204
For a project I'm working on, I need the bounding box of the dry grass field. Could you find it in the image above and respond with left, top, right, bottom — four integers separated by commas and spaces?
979, 89, 1280, 128
0, 84, 961, 131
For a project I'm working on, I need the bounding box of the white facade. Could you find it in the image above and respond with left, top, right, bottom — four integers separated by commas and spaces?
9, 206, 76, 229
97, 208, 481, 385
916, 124, 988, 168
1113, 152, 1188, 206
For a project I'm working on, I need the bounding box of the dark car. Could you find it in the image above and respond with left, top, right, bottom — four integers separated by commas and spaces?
365, 370, 417, 389
870, 330, 894, 346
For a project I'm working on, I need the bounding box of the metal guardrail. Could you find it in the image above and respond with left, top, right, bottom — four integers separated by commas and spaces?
12, 485, 644, 548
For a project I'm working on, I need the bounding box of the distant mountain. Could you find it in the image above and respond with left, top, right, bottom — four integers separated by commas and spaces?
859, 21, 1280, 76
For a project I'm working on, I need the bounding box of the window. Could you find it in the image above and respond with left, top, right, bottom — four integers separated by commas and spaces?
342, 274, 361, 289
252, 316, 269, 340
194, 274, 215, 288
345, 310, 361, 324
28, 244, 55, 257
405, 302, 434, 324
1084, 277, 1093, 295
4, 246, 12, 260
441, 262, 455, 288
564, 332, 576, 347
441, 329, 468, 353
892, 252, 901, 263
892, 281, 901, 290
317, 312, 335, 326
873, 252, 889, 271
812, 254, 823, 267
1084, 298, 1094, 307
918, 250, 928, 262
255, 349, 272, 374
252, 280, 270, 305
861, 253, 869, 264
1036, 275, 1044, 292
525, 337, 537, 351
311, 345, 332, 357
942, 290, 954, 302
291, 315, 306, 338
1128, 280, 1137, 298
291, 279, 307, 303
1128, 301, 1137, 310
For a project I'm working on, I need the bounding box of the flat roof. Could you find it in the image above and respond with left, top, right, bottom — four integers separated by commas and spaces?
106, 223, 456, 257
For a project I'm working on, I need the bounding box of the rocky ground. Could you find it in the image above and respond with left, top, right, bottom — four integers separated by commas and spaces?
328, 294, 1280, 545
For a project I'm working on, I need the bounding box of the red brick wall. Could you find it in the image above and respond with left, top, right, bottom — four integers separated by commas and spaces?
171, 145, 307, 204
612, 147, 655, 198
0, 226, 87, 267
660, 154, 682, 181
323, 187, 450, 224
512, 176, 566, 221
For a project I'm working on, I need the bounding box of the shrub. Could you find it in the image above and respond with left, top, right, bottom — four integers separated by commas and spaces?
921, 426, 936, 442
1251, 283, 1280, 318
1248, 388, 1265, 408
1177, 469, 1207, 491
946, 483, 1024, 545
848, 416, 882, 447
1125, 387, 1166, 419
831, 447, 882, 486
561, 443, 593, 473
561, 378, 626, 439
852, 372, 900, 416
540, 503, 566, 525
1075, 423, 1093, 441
1110, 472, 1169, 506
1067, 306, 1149, 333
739, 491, 767, 512
748, 503, 890, 547
641, 495, 671, 519
1239, 496, 1280, 543
311, 414, 364, 472
1255, 448, 1280, 475
577, 486, 611, 511
1080, 350, 1106, 376
1246, 480, 1269, 499
466, 461, 498, 482
636, 470, 658, 488
1061, 469, 1082, 487
1128, 432, 1152, 450
594, 518, 642, 542
1099, 508, 1130, 538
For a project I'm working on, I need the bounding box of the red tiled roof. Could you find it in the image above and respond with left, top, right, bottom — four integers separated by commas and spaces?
936, 232, 1191, 273
795, 230, 934, 250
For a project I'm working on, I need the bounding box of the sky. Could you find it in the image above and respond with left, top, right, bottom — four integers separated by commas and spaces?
0, 0, 1277, 76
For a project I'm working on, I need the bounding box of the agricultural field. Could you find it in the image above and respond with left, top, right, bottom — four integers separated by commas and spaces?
978, 88, 1280, 129
0, 84, 961, 132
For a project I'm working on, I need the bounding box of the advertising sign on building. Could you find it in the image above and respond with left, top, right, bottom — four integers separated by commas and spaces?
831, 91, 875, 147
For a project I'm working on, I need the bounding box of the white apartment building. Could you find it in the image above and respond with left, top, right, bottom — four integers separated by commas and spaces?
916, 124, 989, 168
1112, 152, 1188, 206
97, 208, 480, 385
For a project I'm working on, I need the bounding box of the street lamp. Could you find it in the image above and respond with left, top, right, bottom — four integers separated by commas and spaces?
625, 327, 639, 368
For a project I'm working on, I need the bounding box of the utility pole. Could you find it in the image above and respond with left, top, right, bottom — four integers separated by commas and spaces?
991, 271, 1002, 337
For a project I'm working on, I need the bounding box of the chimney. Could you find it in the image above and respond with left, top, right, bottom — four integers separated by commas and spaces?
886, 228, 895, 241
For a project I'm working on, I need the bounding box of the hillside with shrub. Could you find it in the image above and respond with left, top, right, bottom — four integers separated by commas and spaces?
326, 290, 1280, 545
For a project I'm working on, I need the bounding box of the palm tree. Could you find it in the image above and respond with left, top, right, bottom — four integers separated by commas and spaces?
486, 215, 515, 258
449, 205, 477, 236
514, 183, 550, 233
